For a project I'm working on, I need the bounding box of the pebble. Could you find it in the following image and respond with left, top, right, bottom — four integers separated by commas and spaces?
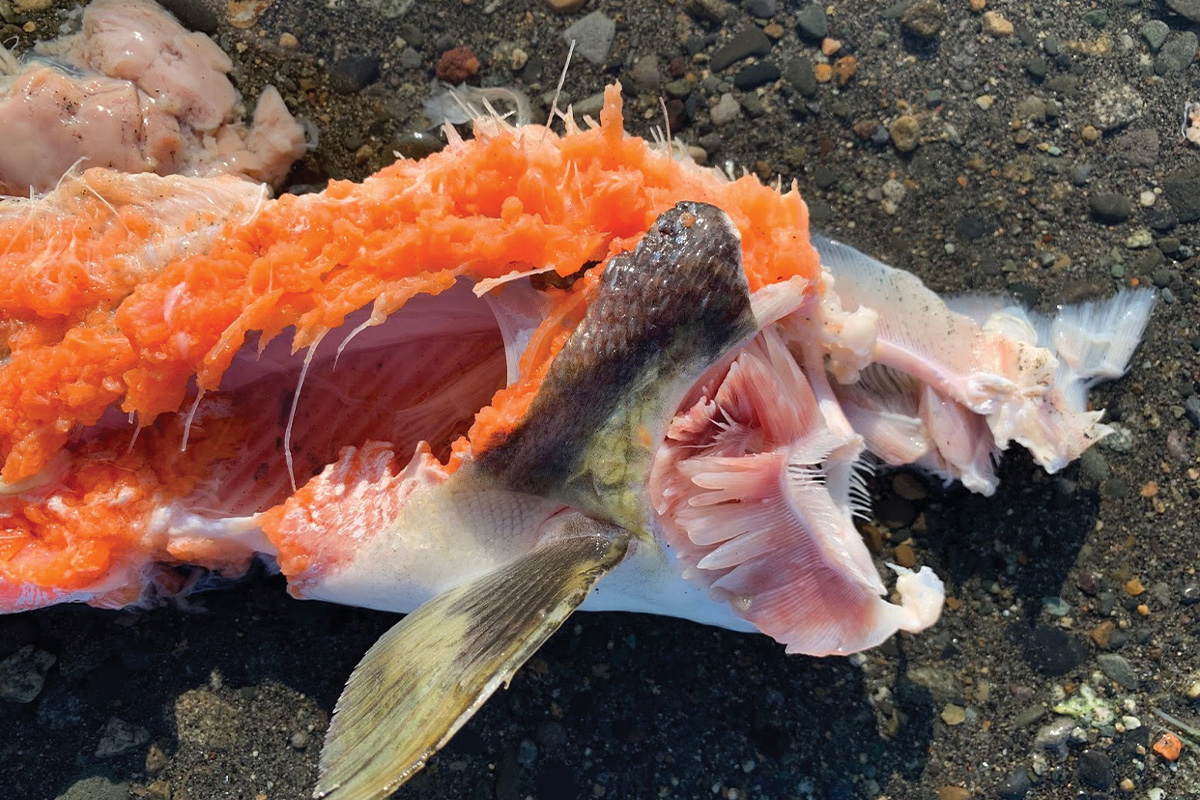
544, 0, 587, 12
795, 2, 828, 42
1024, 625, 1084, 676
684, 0, 729, 23
784, 59, 818, 97
1042, 596, 1070, 616
0, 645, 56, 703
279, 32, 299, 49
1125, 229, 1153, 249
889, 114, 920, 152
291, 730, 310, 749
832, 56, 857, 86
998, 767, 1032, 800
331, 55, 382, 92
940, 703, 967, 725
53, 776, 129, 800
517, 739, 538, 767
744, 0, 777, 18
1096, 653, 1138, 689
1140, 190, 1157, 207
1163, 164, 1200, 223
711, 93, 742, 126
711, 27, 772, 71
936, 788, 970, 800
901, 0, 946, 38
1141, 19, 1169, 51
982, 10, 1013, 36
95, 716, 150, 758
733, 61, 781, 89
1014, 95, 1045, 121
1083, 9, 1108, 27
1077, 749, 1115, 790
1093, 84, 1144, 130
1033, 716, 1076, 753
630, 55, 662, 90
1165, 0, 1200, 23
562, 11, 616, 65
1089, 193, 1132, 224
906, 666, 961, 706
1156, 31, 1198, 74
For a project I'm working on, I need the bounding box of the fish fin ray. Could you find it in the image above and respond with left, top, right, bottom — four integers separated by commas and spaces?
313, 516, 630, 800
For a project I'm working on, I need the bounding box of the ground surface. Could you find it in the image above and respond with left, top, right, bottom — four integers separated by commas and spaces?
2, 0, 1200, 798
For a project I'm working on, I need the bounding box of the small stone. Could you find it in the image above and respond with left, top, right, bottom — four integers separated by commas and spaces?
831, 55, 856, 86
1034, 716, 1076, 753
1081, 125, 1101, 143
1162, 164, 1200, 224
783, 59, 818, 97
1090, 620, 1116, 649
1078, 749, 1115, 791
517, 739, 538, 767
630, 55, 662, 90
331, 55, 382, 92
907, 666, 961, 706
795, 2, 828, 42
969, 0, 985, 9
1097, 653, 1138, 689
894, 542, 917, 569
1025, 56, 1048, 79
711, 93, 742, 127
562, 11, 616, 65
975, 94, 995, 110
1166, 0, 1200, 23
744, 0, 777, 18
1156, 31, 1199, 75
1140, 191, 1157, 207
1083, 9, 1108, 27
892, 473, 926, 500
1093, 84, 1144, 131
1089, 193, 1132, 224
1141, 19, 1169, 51
1125, 577, 1146, 596
13, 0, 54, 10
889, 114, 920, 151
733, 61, 781, 89
1125, 229, 1153, 249
0, 645, 55, 703
998, 767, 1032, 800
291, 730, 310, 749
53, 775, 129, 800
278, 32, 299, 49
814, 63, 833, 83
711, 27, 773, 71
937, 788, 970, 800
1014, 95, 1046, 122
684, 0, 730, 22
1042, 596, 1070, 616
95, 717, 150, 758
940, 703, 967, 725
982, 11, 1014, 36
1024, 625, 1084, 676
544, 0, 587, 12
901, 0, 946, 38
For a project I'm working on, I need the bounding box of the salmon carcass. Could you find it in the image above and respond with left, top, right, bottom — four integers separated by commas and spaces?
0, 80, 1152, 798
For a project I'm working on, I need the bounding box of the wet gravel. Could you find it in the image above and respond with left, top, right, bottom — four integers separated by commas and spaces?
2, 0, 1200, 798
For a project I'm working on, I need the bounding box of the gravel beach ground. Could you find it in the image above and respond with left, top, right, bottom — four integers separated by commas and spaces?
2, 0, 1200, 798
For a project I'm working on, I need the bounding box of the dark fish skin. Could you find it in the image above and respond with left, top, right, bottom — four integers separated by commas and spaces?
476, 202, 757, 528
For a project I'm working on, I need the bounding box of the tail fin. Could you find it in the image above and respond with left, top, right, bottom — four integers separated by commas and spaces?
1037, 289, 1155, 413
985, 289, 1154, 472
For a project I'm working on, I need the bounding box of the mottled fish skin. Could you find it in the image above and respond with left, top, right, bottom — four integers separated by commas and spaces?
477, 202, 757, 531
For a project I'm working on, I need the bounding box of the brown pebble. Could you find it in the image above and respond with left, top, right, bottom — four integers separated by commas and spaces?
1081, 125, 1101, 143
889, 114, 921, 152
1139, 480, 1158, 498
436, 46, 480, 84
832, 55, 857, 86
279, 32, 299, 49
814, 63, 833, 83
1124, 577, 1145, 597
892, 473, 927, 501
937, 787, 972, 800
1090, 619, 1115, 649
544, 0, 587, 12
894, 542, 917, 569
982, 10, 1013, 36
969, 0, 986, 10
822, 38, 842, 56
764, 22, 784, 38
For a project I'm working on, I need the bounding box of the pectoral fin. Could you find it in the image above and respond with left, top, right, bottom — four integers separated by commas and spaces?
313, 513, 630, 800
